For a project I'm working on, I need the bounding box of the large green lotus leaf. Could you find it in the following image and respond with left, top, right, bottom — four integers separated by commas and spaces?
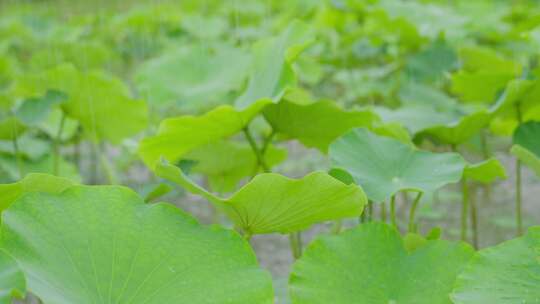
329, 128, 465, 202
0, 117, 25, 140
0, 173, 74, 212
375, 106, 458, 134
0, 185, 273, 303
450, 226, 540, 303
0, 250, 25, 303
156, 162, 366, 235
511, 121, 540, 177
13, 64, 148, 143
414, 110, 491, 145
138, 101, 268, 167
182, 140, 287, 193
135, 44, 250, 110
0, 154, 80, 182
464, 158, 507, 184
263, 100, 379, 153
234, 20, 314, 109
289, 222, 474, 304
489, 79, 540, 135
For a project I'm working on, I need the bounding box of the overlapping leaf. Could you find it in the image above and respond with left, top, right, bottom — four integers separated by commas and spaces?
289, 222, 474, 304
0, 185, 274, 303
182, 140, 287, 193
511, 121, 540, 177
414, 110, 491, 145
451, 226, 540, 303
156, 162, 366, 235
0, 173, 74, 211
329, 128, 465, 202
263, 100, 379, 152
464, 158, 507, 184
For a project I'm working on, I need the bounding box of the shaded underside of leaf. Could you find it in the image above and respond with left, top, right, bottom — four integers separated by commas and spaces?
463, 158, 507, 184
138, 101, 268, 168
263, 99, 379, 153
155, 161, 366, 234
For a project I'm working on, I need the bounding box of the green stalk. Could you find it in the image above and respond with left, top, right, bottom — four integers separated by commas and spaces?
10, 115, 23, 179
408, 192, 423, 233
461, 178, 469, 241
53, 112, 66, 176
367, 201, 373, 222
390, 195, 397, 228
11, 134, 23, 180
480, 130, 492, 203
331, 220, 342, 234
243, 127, 269, 172
289, 232, 302, 259
515, 159, 523, 235
515, 103, 523, 236
380, 201, 387, 223
470, 185, 479, 249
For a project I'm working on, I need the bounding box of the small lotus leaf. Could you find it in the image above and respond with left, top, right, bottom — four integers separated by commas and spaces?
329, 128, 465, 202
464, 158, 507, 184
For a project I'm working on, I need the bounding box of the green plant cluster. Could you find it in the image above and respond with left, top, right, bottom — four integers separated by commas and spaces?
0, 0, 539, 303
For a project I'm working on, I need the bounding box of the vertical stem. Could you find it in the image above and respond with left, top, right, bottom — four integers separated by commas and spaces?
331, 220, 342, 234
515, 159, 523, 235
10, 116, 23, 179
470, 185, 479, 249
289, 232, 302, 259
360, 208, 366, 223
390, 195, 397, 228
480, 130, 492, 203
53, 112, 66, 176
408, 192, 423, 233
515, 103, 523, 236
461, 178, 469, 241
380, 201, 387, 223
243, 127, 269, 172
11, 136, 23, 180
367, 201, 374, 222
